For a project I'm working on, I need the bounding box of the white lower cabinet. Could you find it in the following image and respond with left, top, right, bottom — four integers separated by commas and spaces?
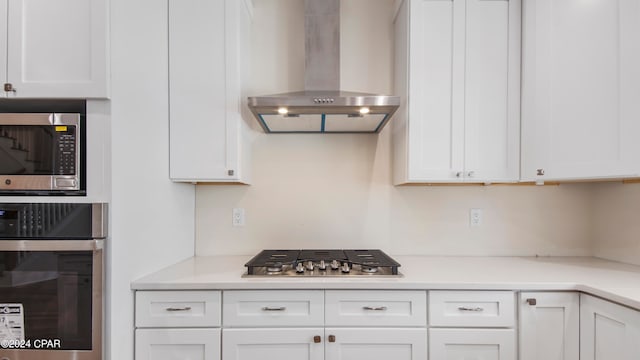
429, 328, 515, 360
135, 291, 222, 360
519, 292, 579, 360
133, 289, 640, 360
428, 291, 516, 360
222, 328, 324, 360
326, 328, 427, 360
221, 290, 427, 360
580, 294, 640, 360
222, 328, 426, 360
135, 328, 221, 360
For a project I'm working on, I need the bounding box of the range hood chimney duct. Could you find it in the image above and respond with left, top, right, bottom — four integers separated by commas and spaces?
247, 0, 400, 133
304, 0, 340, 91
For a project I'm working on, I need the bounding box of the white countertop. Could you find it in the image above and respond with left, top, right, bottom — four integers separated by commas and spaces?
131, 256, 640, 310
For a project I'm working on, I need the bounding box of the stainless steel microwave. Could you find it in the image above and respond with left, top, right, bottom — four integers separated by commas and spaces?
0, 113, 85, 195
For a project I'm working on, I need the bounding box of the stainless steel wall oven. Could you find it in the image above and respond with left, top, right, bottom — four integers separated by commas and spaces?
0, 203, 106, 360
0, 100, 86, 196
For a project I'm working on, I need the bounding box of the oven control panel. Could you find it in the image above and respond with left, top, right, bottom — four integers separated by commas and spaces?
0, 203, 107, 239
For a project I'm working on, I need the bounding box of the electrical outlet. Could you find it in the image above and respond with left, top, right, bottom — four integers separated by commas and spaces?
469, 208, 482, 227
232, 208, 245, 227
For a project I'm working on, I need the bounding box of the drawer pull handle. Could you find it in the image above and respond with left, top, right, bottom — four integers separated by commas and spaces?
526, 298, 537, 306
165, 306, 192, 312
313, 335, 321, 343
363, 306, 388, 311
458, 306, 484, 312
261, 306, 286, 311
328, 335, 336, 343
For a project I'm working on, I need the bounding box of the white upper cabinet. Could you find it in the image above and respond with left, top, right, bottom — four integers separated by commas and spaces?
521, 0, 640, 182
2, 0, 109, 98
169, 0, 252, 183
393, 0, 521, 184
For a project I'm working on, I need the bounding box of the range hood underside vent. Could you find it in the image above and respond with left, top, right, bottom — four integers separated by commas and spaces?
249, 91, 399, 133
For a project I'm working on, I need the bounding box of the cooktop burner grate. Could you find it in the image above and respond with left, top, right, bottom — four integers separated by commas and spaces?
244, 249, 401, 276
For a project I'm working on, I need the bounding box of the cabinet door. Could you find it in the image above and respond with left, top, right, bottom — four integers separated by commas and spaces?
222, 328, 324, 360
169, 0, 249, 182
580, 294, 640, 360
6, 0, 108, 98
404, 0, 465, 182
429, 328, 516, 360
519, 292, 579, 360
325, 328, 427, 360
398, 0, 519, 183
463, 0, 520, 182
521, 0, 640, 181
135, 328, 221, 360
0, 0, 6, 86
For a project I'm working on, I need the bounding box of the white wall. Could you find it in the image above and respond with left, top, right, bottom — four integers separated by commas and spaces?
194, 0, 594, 257
107, 0, 195, 359
592, 182, 640, 266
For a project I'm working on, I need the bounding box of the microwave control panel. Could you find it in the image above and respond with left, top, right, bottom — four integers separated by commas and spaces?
55, 126, 77, 175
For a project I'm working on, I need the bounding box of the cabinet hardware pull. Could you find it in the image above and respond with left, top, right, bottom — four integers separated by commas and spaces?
363, 306, 388, 311
165, 306, 192, 312
458, 306, 484, 312
313, 336, 321, 343
467, 171, 475, 178
455, 172, 462, 178
328, 335, 336, 343
261, 306, 286, 311
526, 298, 537, 306
536, 169, 545, 176
3, 83, 16, 93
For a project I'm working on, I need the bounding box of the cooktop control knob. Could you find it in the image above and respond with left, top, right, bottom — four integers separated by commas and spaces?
331, 260, 340, 270
306, 260, 314, 271
341, 262, 351, 273
318, 260, 327, 270
296, 262, 305, 273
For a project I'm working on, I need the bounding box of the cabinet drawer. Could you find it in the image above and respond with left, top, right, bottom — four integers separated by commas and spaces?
429, 291, 515, 327
136, 290, 221, 328
223, 290, 324, 327
325, 290, 427, 327
135, 328, 221, 360
429, 328, 516, 359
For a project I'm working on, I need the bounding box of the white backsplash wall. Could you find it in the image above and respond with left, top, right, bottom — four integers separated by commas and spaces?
195, 133, 594, 256
592, 182, 640, 266
195, 0, 594, 256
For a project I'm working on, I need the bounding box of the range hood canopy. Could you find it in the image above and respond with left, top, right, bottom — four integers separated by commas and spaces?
247, 0, 400, 133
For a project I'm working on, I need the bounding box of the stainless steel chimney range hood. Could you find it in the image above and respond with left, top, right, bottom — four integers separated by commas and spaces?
248, 0, 400, 133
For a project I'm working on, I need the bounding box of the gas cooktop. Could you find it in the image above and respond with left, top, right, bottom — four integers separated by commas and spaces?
243, 249, 401, 277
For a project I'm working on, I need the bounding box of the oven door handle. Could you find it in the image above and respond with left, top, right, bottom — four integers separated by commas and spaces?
0, 240, 104, 251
